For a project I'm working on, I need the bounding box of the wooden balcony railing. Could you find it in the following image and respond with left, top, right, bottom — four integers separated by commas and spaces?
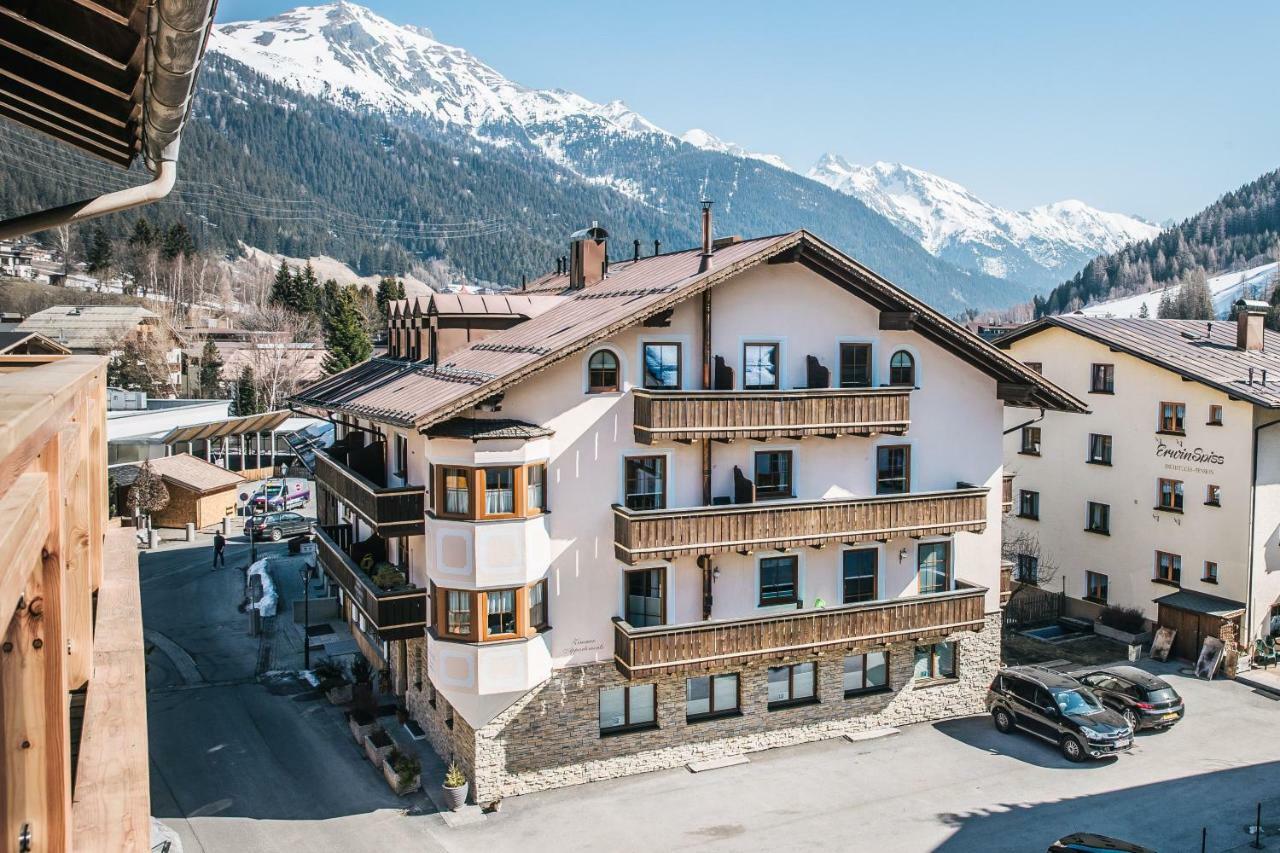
314, 524, 427, 641
613, 580, 988, 678
613, 487, 989, 564
633, 387, 911, 443
1002, 472, 1014, 514
314, 449, 425, 536
1000, 561, 1013, 605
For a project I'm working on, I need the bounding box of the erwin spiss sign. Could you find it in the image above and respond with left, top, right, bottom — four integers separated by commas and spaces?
1156, 437, 1224, 472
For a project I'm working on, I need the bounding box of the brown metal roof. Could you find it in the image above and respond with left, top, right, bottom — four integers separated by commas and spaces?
429, 293, 564, 318
160, 409, 292, 445
998, 315, 1280, 408
294, 231, 1085, 428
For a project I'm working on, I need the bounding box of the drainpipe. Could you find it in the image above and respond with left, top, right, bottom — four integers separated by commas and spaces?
1002, 407, 1046, 436
1246, 419, 1280, 643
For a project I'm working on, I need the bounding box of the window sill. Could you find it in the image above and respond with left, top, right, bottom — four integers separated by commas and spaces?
1082, 596, 1108, 606
599, 722, 659, 739
685, 709, 743, 725
1153, 506, 1183, 514
767, 696, 820, 712
914, 677, 959, 690
844, 685, 891, 700
1085, 459, 1112, 467
1016, 513, 1040, 521
1202, 577, 1219, 585
1205, 501, 1221, 508
757, 600, 801, 613
1156, 430, 1186, 437
1206, 422, 1223, 427
1089, 389, 1115, 395
1152, 578, 1181, 588
1084, 527, 1110, 536
1018, 450, 1041, 457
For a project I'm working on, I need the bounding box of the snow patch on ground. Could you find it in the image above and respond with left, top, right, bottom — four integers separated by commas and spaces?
1079, 262, 1279, 319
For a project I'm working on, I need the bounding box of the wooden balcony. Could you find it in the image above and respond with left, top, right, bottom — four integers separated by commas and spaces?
613, 580, 989, 678
632, 387, 910, 444
613, 487, 989, 564
314, 449, 425, 536
314, 524, 427, 641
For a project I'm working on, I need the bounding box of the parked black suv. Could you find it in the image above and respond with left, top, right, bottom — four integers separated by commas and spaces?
986, 665, 1133, 762
244, 511, 311, 542
1071, 665, 1184, 732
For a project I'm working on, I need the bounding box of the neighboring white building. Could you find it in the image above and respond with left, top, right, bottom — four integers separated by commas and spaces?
999, 302, 1280, 661
294, 222, 1082, 803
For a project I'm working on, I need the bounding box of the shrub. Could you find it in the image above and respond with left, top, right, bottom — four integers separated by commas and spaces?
351, 656, 373, 684
371, 563, 407, 590
444, 762, 466, 789
390, 749, 421, 787
1099, 605, 1147, 634
313, 657, 348, 691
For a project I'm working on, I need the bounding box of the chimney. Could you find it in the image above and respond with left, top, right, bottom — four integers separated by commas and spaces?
698, 200, 714, 273
555, 257, 562, 276
1235, 298, 1267, 351
633, 239, 640, 262
568, 222, 608, 289
654, 239, 661, 256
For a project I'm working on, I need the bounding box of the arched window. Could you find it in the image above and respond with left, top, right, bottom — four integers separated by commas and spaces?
889, 351, 915, 386
588, 350, 620, 392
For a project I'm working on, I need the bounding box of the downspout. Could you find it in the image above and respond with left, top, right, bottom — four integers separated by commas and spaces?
1246, 418, 1280, 643
0, 0, 215, 240
1002, 407, 1046, 436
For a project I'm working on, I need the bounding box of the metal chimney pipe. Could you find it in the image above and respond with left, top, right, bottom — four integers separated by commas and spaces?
698, 200, 714, 273
654, 239, 661, 256
1249, 367, 1255, 385
633, 239, 640, 262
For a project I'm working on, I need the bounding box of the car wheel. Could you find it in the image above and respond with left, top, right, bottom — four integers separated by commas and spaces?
270, 527, 283, 542
1123, 709, 1138, 732
1060, 735, 1086, 763
992, 708, 1015, 734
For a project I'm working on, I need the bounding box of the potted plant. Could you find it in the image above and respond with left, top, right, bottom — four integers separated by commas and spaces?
382, 748, 422, 796
351, 656, 375, 711
314, 658, 352, 705
442, 762, 468, 810
347, 708, 376, 745
363, 725, 394, 766
1094, 606, 1152, 646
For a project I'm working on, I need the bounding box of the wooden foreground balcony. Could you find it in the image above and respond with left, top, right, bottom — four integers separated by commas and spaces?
613, 580, 988, 678
314, 449, 425, 536
632, 387, 911, 444
613, 487, 989, 564
314, 524, 427, 641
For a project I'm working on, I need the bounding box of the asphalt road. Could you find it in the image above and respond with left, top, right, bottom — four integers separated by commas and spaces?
143, 533, 1280, 852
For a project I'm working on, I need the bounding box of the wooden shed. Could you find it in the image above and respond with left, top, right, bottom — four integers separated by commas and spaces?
1155, 589, 1245, 662
114, 453, 245, 529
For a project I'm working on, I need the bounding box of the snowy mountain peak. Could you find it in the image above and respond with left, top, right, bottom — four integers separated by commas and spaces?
681, 129, 792, 172
209, 3, 663, 136
807, 154, 1160, 286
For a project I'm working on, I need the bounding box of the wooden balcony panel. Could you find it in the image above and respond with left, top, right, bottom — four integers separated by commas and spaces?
313, 450, 425, 536
1000, 562, 1013, 605
314, 524, 427, 640
1002, 472, 1014, 513
633, 387, 911, 444
613, 580, 988, 678
613, 487, 989, 564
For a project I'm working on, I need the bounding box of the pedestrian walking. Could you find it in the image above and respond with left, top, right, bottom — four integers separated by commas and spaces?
213, 531, 226, 569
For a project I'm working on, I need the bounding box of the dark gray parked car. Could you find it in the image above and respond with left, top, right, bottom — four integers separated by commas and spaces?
986, 665, 1133, 761
244, 511, 311, 542
1071, 665, 1184, 732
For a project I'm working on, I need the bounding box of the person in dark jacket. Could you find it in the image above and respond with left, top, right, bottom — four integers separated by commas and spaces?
213, 531, 226, 569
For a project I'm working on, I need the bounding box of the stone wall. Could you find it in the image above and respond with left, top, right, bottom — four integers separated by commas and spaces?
424, 613, 1001, 803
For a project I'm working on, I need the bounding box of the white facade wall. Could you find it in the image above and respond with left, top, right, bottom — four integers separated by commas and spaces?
1003, 325, 1280, 640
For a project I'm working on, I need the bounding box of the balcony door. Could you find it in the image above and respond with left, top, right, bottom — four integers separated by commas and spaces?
625, 567, 665, 627
917, 541, 951, 595
624, 456, 666, 510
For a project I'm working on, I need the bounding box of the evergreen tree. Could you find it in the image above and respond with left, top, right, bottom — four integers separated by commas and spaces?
322, 286, 372, 374
85, 227, 113, 276
107, 338, 160, 393
127, 460, 170, 526
296, 262, 320, 314
161, 222, 195, 260
198, 339, 224, 398
376, 276, 406, 322
1138, 301, 1150, 318
320, 278, 342, 322
270, 260, 294, 308
128, 218, 155, 248
235, 365, 261, 415
1157, 289, 1174, 319
1177, 271, 1214, 320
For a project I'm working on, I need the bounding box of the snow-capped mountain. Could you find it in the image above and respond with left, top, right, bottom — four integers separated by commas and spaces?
807, 155, 1160, 288
680, 129, 792, 172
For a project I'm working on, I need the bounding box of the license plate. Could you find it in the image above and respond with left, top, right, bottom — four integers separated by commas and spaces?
1115, 738, 1131, 749
1161, 712, 1178, 720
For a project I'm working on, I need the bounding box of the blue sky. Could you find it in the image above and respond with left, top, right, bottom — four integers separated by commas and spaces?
214, 1, 1280, 222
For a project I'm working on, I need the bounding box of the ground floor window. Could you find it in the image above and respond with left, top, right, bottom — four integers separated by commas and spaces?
599, 684, 657, 735
913, 642, 956, 680
843, 651, 889, 696
1085, 571, 1108, 604
767, 662, 816, 709
686, 673, 740, 721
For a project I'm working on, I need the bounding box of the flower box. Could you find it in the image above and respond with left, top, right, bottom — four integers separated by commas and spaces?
326, 683, 353, 705
363, 728, 394, 766
382, 757, 421, 796
1093, 621, 1152, 646
348, 709, 375, 745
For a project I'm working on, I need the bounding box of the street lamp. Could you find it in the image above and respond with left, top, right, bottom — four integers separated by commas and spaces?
300, 560, 317, 669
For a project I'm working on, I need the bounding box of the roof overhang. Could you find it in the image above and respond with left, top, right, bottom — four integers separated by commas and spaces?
160, 409, 292, 445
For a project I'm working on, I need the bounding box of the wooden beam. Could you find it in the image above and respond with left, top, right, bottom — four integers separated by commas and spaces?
878, 310, 917, 331
0, 473, 49, 618
766, 245, 803, 265
996, 382, 1035, 404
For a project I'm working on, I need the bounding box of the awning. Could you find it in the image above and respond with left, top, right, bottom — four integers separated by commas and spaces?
1154, 589, 1245, 619
160, 409, 292, 445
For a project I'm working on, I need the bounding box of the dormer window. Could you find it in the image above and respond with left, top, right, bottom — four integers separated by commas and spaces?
588, 350, 620, 393
889, 351, 915, 386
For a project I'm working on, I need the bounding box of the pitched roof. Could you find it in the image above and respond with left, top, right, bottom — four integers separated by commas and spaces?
998, 315, 1280, 407
113, 453, 244, 495
1153, 588, 1245, 618
17, 305, 160, 350
426, 417, 555, 441
293, 231, 1084, 428
0, 331, 71, 356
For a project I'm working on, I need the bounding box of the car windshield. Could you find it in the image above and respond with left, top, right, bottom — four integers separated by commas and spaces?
1053, 687, 1104, 716
1146, 687, 1178, 703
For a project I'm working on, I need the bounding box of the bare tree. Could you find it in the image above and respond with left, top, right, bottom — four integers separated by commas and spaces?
1001, 527, 1060, 593
240, 304, 322, 411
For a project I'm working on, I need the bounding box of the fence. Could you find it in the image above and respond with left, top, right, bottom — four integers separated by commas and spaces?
1002, 585, 1064, 628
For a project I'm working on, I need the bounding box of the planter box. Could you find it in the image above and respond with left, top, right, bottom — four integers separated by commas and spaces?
1094, 621, 1152, 646
348, 711, 375, 745
363, 730, 394, 766
326, 683, 353, 705
381, 758, 421, 796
